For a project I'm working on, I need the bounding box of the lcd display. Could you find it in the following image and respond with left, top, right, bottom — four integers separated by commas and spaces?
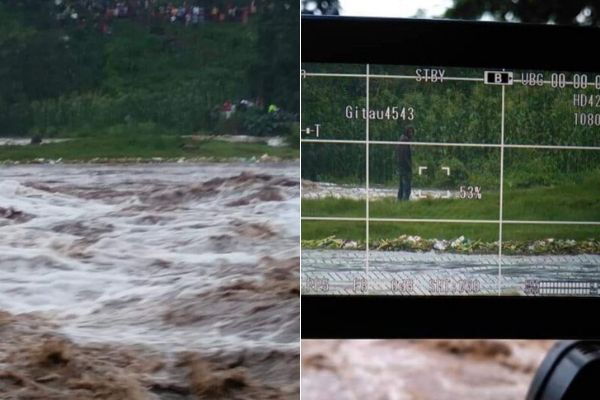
301, 62, 600, 296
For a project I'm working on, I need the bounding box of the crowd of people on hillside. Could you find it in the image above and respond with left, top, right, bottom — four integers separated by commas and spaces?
53, 0, 258, 32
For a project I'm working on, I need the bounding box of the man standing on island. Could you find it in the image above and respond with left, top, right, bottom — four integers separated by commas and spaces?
397, 126, 414, 201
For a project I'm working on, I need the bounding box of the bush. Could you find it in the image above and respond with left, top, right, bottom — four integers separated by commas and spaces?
286, 122, 300, 148
213, 113, 244, 135
238, 108, 297, 136
434, 157, 469, 188
505, 155, 555, 189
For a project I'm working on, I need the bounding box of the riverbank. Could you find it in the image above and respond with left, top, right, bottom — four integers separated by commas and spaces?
0, 136, 297, 163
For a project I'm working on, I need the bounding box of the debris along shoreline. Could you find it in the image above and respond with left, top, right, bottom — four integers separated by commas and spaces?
0, 154, 294, 165
301, 235, 600, 255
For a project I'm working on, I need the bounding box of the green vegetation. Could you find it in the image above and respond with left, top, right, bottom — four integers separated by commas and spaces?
301, 217, 599, 255
303, 194, 499, 220
0, 1, 298, 160
0, 135, 296, 162
303, 172, 599, 221
302, 219, 599, 244
302, 64, 599, 250
301, 173, 600, 251
302, 66, 599, 187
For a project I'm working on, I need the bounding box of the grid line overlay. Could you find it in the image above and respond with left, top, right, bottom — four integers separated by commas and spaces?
365, 64, 370, 273
301, 65, 600, 295
301, 139, 600, 151
304, 72, 589, 87
301, 217, 600, 225
498, 84, 506, 295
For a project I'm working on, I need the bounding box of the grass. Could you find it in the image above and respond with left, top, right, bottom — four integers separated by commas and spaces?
302, 220, 599, 243
302, 195, 501, 220
0, 136, 297, 162
503, 176, 600, 221
301, 174, 600, 243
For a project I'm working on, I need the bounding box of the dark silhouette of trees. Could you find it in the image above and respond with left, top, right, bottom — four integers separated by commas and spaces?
251, 1, 299, 112
301, 0, 340, 16
445, 0, 600, 26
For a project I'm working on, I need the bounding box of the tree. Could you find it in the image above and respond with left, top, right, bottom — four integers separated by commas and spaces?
251, 1, 299, 113
0, 1, 105, 134
445, 0, 600, 26
301, 0, 340, 16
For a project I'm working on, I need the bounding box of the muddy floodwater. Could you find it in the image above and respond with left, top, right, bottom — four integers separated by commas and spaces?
302, 340, 554, 400
0, 162, 299, 399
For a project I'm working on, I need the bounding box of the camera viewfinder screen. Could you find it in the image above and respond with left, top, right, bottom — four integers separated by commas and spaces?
301, 63, 600, 297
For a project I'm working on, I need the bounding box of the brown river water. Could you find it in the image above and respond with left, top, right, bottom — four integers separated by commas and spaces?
0, 162, 299, 399
302, 339, 554, 400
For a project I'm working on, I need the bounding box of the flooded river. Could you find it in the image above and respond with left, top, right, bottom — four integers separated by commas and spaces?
302, 339, 553, 400
0, 162, 299, 399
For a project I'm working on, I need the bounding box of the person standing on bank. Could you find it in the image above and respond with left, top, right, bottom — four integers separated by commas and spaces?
397, 126, 414, 201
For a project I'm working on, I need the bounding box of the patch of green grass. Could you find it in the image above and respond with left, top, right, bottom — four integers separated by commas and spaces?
370, 221, 502, 241
502, 224, 599, 242
302, 195, 500, 220
302, 176, 600, 243
0, 136, 297, 162
302, 198, 367, 218
302, 220, 500, 242
302, 220, 366, 241
503, 174, 600, 221
194, 140, 297, 159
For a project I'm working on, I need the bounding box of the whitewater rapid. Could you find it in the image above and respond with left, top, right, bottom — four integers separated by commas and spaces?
0, 162, 299, 355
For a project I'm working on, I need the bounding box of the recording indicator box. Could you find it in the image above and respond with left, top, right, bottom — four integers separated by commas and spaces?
484, 71, 514, 85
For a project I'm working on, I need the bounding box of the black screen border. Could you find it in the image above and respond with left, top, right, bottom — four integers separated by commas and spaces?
302, 16, 600, 71
301, 16, 600, 339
